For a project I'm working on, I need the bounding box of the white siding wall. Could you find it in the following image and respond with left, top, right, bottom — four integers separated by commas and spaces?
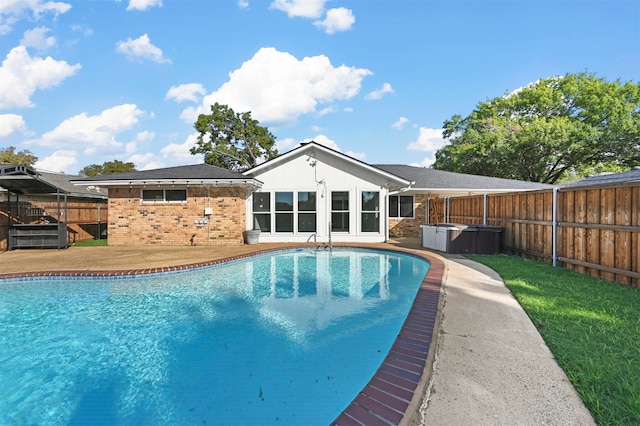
247, 151, 391, 243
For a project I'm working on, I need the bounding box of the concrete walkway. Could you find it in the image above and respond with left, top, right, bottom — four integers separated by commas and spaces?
418, 254, 595, 425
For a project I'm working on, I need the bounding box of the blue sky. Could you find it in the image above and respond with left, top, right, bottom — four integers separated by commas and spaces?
1, 0, 638, 174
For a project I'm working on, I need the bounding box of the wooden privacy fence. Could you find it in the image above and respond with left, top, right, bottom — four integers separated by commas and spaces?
0, 201, 107, 250
428, 182, 640, 288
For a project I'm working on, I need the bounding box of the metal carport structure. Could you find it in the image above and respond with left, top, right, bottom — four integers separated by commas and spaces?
0, 165, 68, 249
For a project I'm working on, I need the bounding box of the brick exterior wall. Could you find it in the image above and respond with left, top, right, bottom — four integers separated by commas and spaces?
388, 193, 429, 237
107, 186, 246, 246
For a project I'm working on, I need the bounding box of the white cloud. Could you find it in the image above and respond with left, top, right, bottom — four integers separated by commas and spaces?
407, 127, 447, 153
127, 153, 164, 170
115, 34, 170, 63
32, 104, 145, 155
123, 133, 199, 171
237, 0, 249, 8
159, 133, 198, 164
126, 0, 162, 11
21, 26, 56, 50
186, 47, 371, 126
166, 83, 206, 103
275, 137, 297, 151
302, 134, 366, 160
409, 157, 437, 168
392, 116, 409, 129
0, 0, 71, 35
0, 114, 27, 138
35, 150, 77, 173
0, 46, 80, 109
365, 82, 393, 100
124, 130, 155, 154
314, 7, 354, 34
71, 23, 93, 37
134, 130, 155, 143
317, 106, 334, 116
270, 0, 325, 18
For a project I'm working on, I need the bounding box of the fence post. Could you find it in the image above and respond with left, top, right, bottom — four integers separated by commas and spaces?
552, 187, 558, 267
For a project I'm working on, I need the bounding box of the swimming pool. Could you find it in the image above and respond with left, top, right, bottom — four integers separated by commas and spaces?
0, 248, 430, 425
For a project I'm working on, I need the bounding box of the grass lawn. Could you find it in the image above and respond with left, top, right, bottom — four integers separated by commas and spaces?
72, 239, 108, 247
468, 254, 640, 426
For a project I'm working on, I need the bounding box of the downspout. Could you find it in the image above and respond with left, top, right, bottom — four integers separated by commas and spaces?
446, 197, 451, 223
384, 189, 389, 242
552, 187, 558, 267
483, 193, 488, 225
425, 197, 430, 224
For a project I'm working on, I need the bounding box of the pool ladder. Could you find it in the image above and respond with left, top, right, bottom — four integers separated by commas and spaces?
306, 230, 332, 251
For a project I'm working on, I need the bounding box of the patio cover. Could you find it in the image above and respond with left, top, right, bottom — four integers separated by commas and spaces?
0, 165, 68, 195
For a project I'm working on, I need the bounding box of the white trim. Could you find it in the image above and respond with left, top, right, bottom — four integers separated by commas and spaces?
244, 142, 410, 189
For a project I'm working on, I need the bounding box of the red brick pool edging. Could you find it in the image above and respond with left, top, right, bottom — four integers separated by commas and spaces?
331, 247, 444, 426
0, 245, 444, 425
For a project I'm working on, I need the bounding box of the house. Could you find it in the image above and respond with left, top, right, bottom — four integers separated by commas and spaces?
242, 142, 411, 243
71, 141, 550, 246
71, 164, 262, 246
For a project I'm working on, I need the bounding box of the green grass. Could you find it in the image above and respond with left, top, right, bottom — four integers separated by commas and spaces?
72, 239, 108, 247
467, 255, 640, 426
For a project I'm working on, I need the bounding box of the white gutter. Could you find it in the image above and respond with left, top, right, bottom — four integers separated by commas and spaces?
70, 179, 263, 189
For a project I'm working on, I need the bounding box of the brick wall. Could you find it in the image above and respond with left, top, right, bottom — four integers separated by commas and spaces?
389, 194, 429, 237
107, 186, 246, 246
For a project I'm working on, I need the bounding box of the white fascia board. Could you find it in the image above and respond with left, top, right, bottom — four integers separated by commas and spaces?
245, 142, 411, 188
70, 178, 263, 189
393, 187, 548, 196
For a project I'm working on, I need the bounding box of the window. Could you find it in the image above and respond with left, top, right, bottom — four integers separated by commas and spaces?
331, 191, 349, 232
275, 192, 293, 232
361, 191, 380, 232
141, 189, 187, 203
253, 191, 318, 234
297, 192, 316, 233
253, 192, 271, 232
389, 195, 414, 218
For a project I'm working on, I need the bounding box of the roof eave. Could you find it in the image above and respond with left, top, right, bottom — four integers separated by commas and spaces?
245, 142, 412, 187
70, 178, 263, 189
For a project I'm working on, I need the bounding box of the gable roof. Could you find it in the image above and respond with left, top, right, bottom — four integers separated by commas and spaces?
71, 163, 262, 189
374, 165, 553, 196
244, 142, 411, 189
561, 167, 640, 188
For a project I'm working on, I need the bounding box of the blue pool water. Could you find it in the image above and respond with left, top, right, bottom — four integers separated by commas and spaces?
0, 248, 429, 425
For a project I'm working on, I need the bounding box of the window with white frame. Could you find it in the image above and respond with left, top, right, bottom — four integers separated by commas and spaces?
331, 191, 350, 232
141, 189, 187, 203
275, 192, 294, 232
389, 195, 414, 218
361, 191, 380, 232
297, 191, 316, 233
252, 192, 271, 231
252, 191, 318, 233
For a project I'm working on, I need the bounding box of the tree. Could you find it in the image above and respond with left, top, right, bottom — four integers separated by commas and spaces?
190, 103, 279, 171
433, 73, 640, 183
79, 160, 136, 177
0, 146, 37, 166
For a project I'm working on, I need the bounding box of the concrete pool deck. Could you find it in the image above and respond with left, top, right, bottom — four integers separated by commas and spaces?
0, 239, 594, 425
